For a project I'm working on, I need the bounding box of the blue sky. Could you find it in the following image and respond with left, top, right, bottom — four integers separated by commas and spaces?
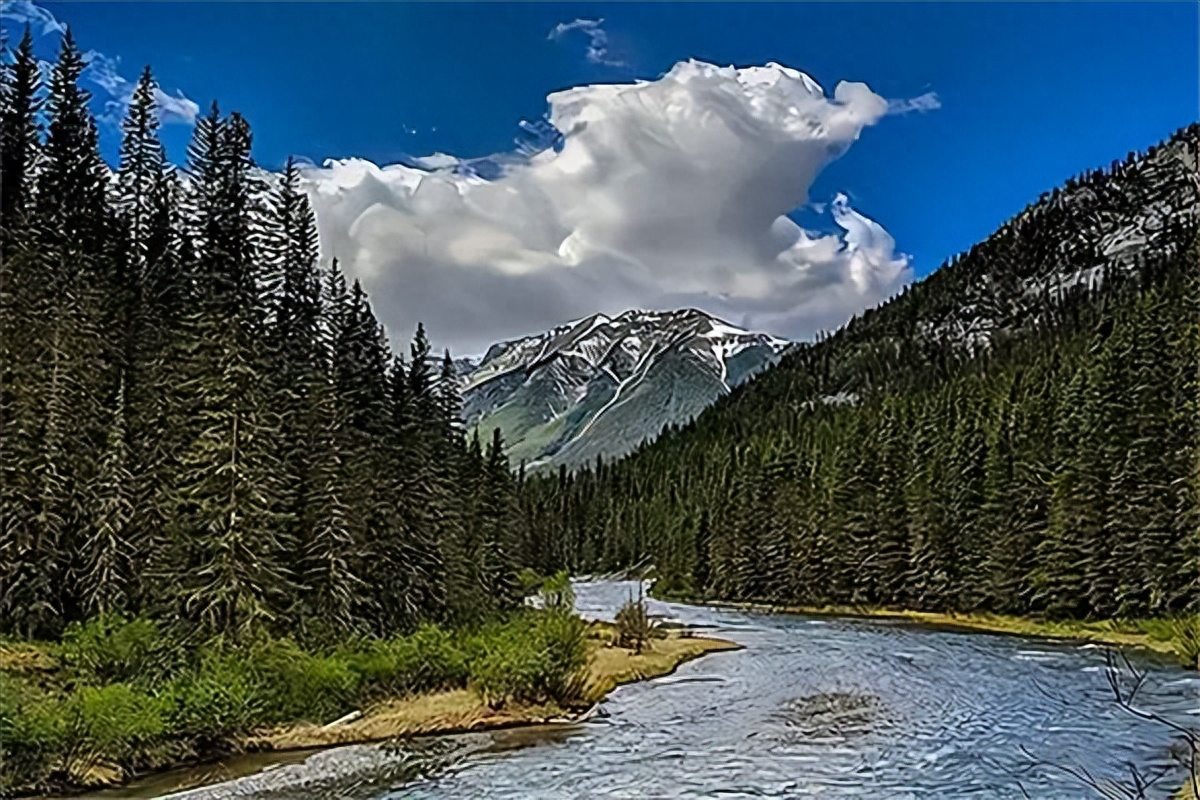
2, 2, 1197, 351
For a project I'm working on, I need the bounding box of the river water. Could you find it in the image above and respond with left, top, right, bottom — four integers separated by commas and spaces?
149, 580, 1197, 800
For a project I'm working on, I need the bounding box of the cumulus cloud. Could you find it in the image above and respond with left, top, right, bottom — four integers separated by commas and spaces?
299, 60, 912, 356
0, 0, 199, 125
548, 18, 624, 67
888, 91, 942, 115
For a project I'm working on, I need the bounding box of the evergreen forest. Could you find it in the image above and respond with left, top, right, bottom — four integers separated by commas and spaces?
515, 125, 1200, 623
0, 29, 526, 644
1, 24, 1198, 795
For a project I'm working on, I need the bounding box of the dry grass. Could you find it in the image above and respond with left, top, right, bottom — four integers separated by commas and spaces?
706, 600, 1189, 660
249, 688, 566, 751
0, 642, 58, 673
250, 624, 740, 753
581, 623, 740, 702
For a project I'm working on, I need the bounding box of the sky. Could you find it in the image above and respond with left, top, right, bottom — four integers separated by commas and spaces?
2, 1, 1197, 355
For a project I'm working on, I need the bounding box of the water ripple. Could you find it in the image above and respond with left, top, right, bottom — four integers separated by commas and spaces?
166, 580, 1197, 800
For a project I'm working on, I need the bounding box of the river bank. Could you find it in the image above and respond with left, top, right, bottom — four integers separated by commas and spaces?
67, 580, 1198, 799
245, 622, 739, 753
2, 618, 738, 798
665, 594, 1198, 667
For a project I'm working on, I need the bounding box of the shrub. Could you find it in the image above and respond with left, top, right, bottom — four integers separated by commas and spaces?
468, 642, 538, 710
348, 624, 467, 702
538, 571, 575, 613
162, 650, 262, 748
529, 610, 589, 705
614, 595, 655, 653
466, 610, 589, 709
251, 640, 359, 724
516, 567, 544, 597
63, 683, 166, 775
0, 673, 68, 792
61, 615, 167, 685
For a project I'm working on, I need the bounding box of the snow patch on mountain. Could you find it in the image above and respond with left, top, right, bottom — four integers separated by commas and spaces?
459, 308, 791, 469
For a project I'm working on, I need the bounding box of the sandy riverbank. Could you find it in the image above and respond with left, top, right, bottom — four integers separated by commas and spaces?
249, 622, 740, 753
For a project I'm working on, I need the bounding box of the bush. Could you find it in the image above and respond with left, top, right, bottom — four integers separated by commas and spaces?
614, 595, 655, 653
538, 571, 575, 613
162, 650, 262, 748
0, 678, 166, 790
468, 642, 538, 710
61, 615, 167, 685
348, 624, 468, 702
516, 567, 544, 597
251, 640, 359, 724
64, 683, 166, 773
529, 610, 589, 705
0, 673, 68, 792
465, 610, 589, 709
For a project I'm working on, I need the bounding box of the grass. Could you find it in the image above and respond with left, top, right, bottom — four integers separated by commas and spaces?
0, 609, 740, 797
688, 596, 1199, 666
0, 609, 590, 796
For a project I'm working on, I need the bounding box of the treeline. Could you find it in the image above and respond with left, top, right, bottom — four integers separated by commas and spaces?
516, 129, 1200, 621
0, 29, 522, 643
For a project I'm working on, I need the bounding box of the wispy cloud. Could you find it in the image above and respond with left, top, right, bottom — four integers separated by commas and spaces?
887, 91, 942, 115
548, 18, 624, 67
84, 50, 200, 125
0, 0, 199, 125
0, 0, 64, 35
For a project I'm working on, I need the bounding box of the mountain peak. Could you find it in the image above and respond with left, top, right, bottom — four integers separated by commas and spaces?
459, 308, 790, 469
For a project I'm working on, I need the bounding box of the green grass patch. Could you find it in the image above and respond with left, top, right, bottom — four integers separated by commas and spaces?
661, 587, 1200, 667
0, 604, 591, 796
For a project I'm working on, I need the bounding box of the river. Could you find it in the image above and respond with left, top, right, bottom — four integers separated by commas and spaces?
131, 580, 1198, 799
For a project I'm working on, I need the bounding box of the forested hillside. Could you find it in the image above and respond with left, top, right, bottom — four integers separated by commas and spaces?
0, 29, 522, 643
514, 124, 1200, 621
2, 24, 1196, 639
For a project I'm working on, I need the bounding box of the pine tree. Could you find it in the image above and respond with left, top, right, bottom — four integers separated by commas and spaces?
167, 107, 293, 640
0, 26, 42, 243
17, 27, 117, 630
39, 28, 108, 254
0, 26, 47, 633
82, 378, 136, 616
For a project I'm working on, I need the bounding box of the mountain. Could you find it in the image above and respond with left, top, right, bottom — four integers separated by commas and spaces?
458, 308, 790, 470
510, 124, 1200, 622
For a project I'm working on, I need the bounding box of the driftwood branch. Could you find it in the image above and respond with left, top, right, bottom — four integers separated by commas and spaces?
1018, 648, 1197, 800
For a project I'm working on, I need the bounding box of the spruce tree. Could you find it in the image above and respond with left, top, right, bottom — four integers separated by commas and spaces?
167, 106, 293, 639
0, 26, 42, 243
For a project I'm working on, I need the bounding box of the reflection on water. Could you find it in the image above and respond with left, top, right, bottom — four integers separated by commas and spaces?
79, 749, 322, 800
119, 580, 1199, 799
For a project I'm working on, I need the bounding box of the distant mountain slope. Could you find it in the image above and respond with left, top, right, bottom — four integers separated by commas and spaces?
458, 309, 790, 469
509, 124, 1200, 623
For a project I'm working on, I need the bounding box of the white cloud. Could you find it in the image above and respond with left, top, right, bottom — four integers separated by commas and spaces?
887, 91, 942, 115
0, 0, 64, 35
299, 60, 911, 356
548, 18, 624, 67
0, 1, 199, 125
83, 50, 200, 126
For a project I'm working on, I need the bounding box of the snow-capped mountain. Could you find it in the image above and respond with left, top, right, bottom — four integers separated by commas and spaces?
459, 309, 791, 470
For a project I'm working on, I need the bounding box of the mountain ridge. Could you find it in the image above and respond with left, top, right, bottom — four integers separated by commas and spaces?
457, 308, 790, 469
